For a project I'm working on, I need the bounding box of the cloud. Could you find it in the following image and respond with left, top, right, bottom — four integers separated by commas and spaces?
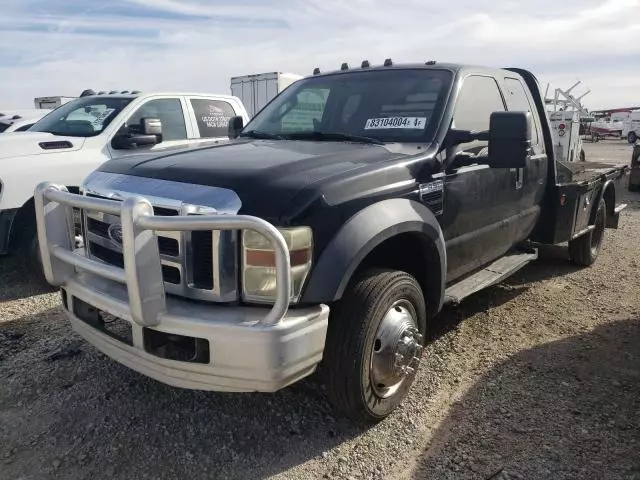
0, 0, 638, 110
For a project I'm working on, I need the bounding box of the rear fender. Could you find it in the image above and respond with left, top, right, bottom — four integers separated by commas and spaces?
594, 179, 619, 228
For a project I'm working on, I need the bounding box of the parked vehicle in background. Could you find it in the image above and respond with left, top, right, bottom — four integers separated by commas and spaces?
230, 72, 303, 117
589, 117, 625, 140
34, 60, 628, 423
548, 110, 586, 161
544, 81, 590, 162
621, 111, 640, 143
629, 140, 640, 191
0, 109, 50, 133
0, 90, 249, 272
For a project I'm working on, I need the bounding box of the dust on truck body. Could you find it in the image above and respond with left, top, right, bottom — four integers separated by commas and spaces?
34, 59, 629, 423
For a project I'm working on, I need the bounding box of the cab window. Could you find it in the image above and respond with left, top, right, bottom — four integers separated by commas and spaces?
125, 98, 187, 141
504, 77, 541, 149
452, 75, 506, 155
190, 99, 237, 138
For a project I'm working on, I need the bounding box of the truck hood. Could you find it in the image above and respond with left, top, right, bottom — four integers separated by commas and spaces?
97, 139, 412, 219
0, 132, 85, 159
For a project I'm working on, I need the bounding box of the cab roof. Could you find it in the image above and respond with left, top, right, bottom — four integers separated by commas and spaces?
307, 60, 526, 80
77, 92, 241, 101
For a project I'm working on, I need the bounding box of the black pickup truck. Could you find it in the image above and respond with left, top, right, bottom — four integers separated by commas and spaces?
34, 60, 628, 423
630, 141, 640, 191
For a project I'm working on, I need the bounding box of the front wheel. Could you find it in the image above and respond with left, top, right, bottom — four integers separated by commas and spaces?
568, 198, 606, 266
322, 268, 427, 423
24, 231, 48, 285
628, 131, 637, 144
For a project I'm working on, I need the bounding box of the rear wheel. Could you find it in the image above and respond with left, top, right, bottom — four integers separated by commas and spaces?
628, 131, 637, 144
579, 149, 586, 162
322, 268, 427, 423
568, 198, 606, 266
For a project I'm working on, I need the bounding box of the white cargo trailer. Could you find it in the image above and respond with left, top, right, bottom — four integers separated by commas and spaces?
33, 96, 76, 109
230, 72, 303, 117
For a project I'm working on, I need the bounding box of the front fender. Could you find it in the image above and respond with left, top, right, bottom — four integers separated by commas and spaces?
0, 151, 98, 211
301, 198, 446, 310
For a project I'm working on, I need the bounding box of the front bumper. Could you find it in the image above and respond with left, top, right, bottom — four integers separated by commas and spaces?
61, 273, 328, 392
34, 183, 329, 393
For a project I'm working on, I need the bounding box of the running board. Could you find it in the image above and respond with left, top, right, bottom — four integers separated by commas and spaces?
444, 250, 538, 305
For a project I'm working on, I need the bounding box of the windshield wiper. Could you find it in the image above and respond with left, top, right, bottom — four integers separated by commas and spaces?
283, 131, 384, 145
239, 130, 284, 140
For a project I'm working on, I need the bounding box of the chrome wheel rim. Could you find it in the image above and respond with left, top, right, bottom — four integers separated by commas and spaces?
370, 300, 423, 398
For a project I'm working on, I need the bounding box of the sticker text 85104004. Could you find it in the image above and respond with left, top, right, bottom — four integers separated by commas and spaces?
364, 116, 427, 130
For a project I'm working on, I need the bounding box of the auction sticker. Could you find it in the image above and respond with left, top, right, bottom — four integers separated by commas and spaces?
364, 116, 427, 130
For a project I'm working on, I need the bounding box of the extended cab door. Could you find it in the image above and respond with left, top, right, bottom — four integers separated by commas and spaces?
108, 96, 194, 159
501, 76, 548, 240
440, 74, 532, 283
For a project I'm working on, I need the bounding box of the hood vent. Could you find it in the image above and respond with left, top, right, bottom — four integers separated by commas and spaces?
39, 141, 74, 150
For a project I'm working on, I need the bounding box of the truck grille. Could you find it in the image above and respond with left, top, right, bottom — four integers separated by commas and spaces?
81, 192, 237, 302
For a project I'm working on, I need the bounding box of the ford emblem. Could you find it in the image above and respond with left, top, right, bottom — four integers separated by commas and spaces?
107, 223, 124, 246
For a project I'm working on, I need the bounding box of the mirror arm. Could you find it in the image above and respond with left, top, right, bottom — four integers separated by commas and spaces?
475, 130, 489, 142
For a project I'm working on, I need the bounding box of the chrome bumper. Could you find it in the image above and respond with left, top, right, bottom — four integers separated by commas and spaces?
35, 182, 329, 392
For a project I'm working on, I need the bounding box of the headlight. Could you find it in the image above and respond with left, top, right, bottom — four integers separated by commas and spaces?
241, 226, 313, 303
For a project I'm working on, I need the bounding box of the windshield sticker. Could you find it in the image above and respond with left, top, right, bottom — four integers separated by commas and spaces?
364, 117, 427, 130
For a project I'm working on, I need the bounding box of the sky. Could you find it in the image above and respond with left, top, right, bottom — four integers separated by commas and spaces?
0, 0, 638, 111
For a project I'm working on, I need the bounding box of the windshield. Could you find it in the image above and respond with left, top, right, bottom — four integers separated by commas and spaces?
243, 69, 452, 143
29, 96, 134, 137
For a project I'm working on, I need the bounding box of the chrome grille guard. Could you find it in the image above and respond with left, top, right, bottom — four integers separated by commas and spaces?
34, 182, 291, 327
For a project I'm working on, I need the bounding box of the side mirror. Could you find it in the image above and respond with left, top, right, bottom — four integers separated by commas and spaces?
488, 111, 532, 169
228, 116, 244, 139
140, 117, 162, 135
111, 117, 162, 150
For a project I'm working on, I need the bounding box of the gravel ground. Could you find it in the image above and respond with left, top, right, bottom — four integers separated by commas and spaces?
1, 141, 639, 480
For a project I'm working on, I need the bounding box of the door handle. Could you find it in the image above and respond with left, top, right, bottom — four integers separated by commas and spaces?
510, 167, 524, 190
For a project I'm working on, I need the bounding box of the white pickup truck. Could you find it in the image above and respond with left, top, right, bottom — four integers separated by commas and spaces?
0, 91, 250, 271
0, 109, 50, 134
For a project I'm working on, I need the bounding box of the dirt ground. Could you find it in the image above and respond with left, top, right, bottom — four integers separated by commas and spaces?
1, 140, 638, 480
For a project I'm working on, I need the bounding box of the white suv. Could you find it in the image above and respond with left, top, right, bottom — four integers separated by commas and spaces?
0, 91, 250, 271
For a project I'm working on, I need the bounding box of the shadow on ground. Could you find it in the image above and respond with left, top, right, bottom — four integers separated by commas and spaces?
0, 255, 55, 302
409, 318, 640, 480
430, 244, 579, 343
0, 307, 366, 480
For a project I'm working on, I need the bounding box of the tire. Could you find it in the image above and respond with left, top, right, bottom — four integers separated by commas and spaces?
23, 229, 49, 285
568, 198, 606, 266
628, 131, 637, 144
322, 268, 427, 423
580, 149, 586, 162
11, 210, 48, 285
